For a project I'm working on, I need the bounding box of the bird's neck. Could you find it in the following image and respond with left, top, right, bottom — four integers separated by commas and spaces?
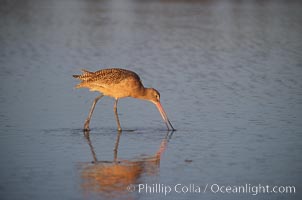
133, 87, 151, 101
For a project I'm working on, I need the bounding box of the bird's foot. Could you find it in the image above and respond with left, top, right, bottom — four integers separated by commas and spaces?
84, 119, 90, 131
83, 126, 90, 136
83, 126, 90, 131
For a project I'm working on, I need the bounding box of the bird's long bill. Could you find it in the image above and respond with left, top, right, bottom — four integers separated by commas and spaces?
155, 102, 175, 131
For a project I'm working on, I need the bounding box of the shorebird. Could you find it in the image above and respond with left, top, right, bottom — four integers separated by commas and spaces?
73, 68, 175, 131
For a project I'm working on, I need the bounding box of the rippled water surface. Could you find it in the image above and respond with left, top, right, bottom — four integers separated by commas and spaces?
1, 0, 302, 199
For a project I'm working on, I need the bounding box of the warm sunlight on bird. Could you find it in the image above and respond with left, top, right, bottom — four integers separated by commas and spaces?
73, 68, 175, 131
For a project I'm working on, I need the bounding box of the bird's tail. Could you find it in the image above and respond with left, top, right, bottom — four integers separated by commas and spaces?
72, 69, 94, 80
72, 74, 80, 78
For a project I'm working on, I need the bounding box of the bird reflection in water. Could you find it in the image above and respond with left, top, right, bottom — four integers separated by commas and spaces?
80, 131, 172, 199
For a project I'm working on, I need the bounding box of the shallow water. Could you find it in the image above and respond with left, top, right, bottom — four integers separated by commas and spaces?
0, 0, 302, 199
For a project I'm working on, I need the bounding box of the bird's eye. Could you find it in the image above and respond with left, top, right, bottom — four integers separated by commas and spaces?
155, 94, 160, 100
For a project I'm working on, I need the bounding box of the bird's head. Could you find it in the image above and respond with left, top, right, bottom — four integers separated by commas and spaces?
145, 88, 161, 103
144, 88, 175, 131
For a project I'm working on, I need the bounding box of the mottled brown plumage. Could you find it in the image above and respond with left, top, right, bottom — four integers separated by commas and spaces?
74, 68, 141, 84
74, 68, 144, 99
73, 68, 175, 131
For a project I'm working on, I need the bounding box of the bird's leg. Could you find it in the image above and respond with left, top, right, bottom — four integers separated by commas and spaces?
114, 99, 122, 131
84, 94, 104, 131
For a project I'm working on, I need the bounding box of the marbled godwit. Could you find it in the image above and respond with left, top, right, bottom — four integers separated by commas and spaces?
73, 68, 175, 131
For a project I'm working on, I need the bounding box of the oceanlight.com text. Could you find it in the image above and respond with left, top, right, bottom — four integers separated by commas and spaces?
127, 183, 296, 196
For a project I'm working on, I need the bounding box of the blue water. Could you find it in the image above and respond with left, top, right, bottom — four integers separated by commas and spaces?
0, 0, 301, 199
